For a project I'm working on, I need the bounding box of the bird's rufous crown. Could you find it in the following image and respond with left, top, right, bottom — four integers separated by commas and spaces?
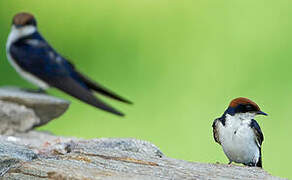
229, 97, 260, 111
12, 12, 35, 26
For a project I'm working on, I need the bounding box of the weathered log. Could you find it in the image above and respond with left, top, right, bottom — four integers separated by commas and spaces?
0, 131, 284, 180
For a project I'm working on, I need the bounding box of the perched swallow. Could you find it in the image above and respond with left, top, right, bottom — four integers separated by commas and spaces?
212, 97, 267, 168
6, 12, 132, 116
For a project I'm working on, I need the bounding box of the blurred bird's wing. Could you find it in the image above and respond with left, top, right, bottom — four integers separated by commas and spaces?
9, 32, 125, 116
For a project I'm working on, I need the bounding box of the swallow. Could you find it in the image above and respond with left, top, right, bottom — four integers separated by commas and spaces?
212, 97, 267, 168
6, 12, 132, 116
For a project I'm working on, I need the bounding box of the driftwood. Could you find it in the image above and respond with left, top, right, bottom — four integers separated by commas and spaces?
0, 131, 284, 180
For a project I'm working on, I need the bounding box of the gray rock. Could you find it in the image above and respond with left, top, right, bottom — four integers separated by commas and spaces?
0, 131, 285, 180
0, 87, 70, 135
0, 100, 39, 135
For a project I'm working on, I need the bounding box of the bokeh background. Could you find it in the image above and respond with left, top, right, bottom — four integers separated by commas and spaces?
0, 0, 291, 178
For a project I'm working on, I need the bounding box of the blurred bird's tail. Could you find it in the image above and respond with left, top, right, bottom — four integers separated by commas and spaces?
50, 76, 125, 116
76, 71, 132, 104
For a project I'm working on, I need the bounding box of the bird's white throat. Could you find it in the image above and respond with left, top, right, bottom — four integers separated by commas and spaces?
226, 112, 256, 122
223, 113, 255, 134
6, 25, 37, 50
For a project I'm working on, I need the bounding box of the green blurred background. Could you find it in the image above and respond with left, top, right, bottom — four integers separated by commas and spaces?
0, 0, 291, 178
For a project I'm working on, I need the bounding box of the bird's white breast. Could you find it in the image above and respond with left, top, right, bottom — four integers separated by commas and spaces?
217, 113, 259, 164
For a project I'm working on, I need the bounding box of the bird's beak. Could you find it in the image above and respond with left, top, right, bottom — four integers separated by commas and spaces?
257, 111, 268, 116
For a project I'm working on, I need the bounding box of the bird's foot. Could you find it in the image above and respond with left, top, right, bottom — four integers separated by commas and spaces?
227, 161, 232, 166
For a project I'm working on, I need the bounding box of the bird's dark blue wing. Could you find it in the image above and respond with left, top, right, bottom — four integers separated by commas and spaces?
212, 118, 221, 145
250, 119, 264, 147
250, 119, 263, 168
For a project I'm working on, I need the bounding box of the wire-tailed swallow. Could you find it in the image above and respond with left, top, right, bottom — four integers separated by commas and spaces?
6, 12, 132, 116
212, 97, 267, 168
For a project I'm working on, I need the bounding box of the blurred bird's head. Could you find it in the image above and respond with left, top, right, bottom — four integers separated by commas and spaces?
224, 97, 267, 118
8, 12, 37, 43
13, 12, 37, 28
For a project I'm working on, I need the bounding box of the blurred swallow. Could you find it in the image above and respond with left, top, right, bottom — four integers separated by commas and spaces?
6, 12, 132, 116
212, 97, 267, 168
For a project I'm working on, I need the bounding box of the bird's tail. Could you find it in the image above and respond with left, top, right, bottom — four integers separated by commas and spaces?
76, 71, 132, 104
51, 76, 125, 116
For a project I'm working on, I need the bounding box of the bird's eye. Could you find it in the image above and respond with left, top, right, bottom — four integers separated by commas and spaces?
245, 104, 253, 111
26, 19, 36, 26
